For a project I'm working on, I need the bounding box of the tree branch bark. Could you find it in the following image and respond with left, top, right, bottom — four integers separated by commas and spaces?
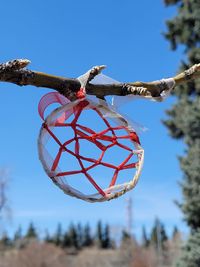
0, 59, 200, 101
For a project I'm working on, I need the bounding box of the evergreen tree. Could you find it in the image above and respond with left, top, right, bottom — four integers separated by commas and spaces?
77, 223, 83, 249
44, 229, 53, 243
82, 223, 93, 247
171, 226, 182, 252
14, 225, 22, 242
177, 229, 200, 267
13, 225, 24, 248
62, 230, 71, 248
25, 222, 38, 239
68, 223, 78, 249
0, 231, 12, 248
141, 226, 149, 247
150, 218, 168, 251
172, 226, 179, 240
172, 225, 182, 245
121, 230, 131, 242
53, 223, 62, 246
164, 1, 200, 266
102, 224, 111, 249
96, 220, 103, 248
96, 222, 112, 249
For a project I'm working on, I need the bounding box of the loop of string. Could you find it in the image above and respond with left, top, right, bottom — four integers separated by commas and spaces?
38, 70, 143, 200
38, 93, 141, 197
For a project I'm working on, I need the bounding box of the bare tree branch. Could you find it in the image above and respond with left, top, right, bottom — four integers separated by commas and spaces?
0, 59, 200, 100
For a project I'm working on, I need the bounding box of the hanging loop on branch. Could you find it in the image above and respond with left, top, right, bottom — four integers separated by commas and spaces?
38, 67, 144, 202
38, 94, 144, 202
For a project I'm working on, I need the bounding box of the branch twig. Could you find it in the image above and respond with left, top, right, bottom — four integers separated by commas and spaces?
0, 59, 200, 100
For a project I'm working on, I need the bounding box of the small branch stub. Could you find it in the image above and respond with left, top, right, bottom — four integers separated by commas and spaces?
0, 59, 30, 73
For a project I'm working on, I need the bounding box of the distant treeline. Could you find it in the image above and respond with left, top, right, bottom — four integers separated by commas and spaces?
0, 218, 181, 251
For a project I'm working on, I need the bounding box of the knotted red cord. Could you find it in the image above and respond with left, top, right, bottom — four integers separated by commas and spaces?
38, 92, 140, 197
76, 87, 86, 99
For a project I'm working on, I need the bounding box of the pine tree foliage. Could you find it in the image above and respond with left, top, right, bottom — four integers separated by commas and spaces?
176, 229, 200, 267
172, 226, 179, 239
96, 221, 112, 249
164, 1, 200, 266
164, 0, 200, 230
62, 230, 71, 248
142, 226, 149, 248
0, 231, 12, 248
44, 229, 53, 243
96, 220, 103, 248
14, 226, 22, 242
76, 223, 83, 248
53, 223, 62, 246
68, 223, 79, 249
82, 223, 93, 247
102, 224, 112, 249
25, 222, 38, 239
165, 0, 181, 6
61, 223, 95, 249
165, 1, 200, 52
121, 230, 131, 242
150, 218, 168, 251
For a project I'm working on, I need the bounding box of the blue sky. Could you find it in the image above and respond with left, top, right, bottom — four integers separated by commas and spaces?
0, 0, 188, 238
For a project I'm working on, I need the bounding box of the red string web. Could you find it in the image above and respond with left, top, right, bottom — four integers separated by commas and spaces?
40, 98, 141, 198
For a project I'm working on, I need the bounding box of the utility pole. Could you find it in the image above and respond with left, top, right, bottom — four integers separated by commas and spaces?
126, 197, 133, 236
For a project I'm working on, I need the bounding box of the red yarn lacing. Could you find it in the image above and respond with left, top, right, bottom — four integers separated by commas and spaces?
76, 87, 86, 99
40, 94, 140, 197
